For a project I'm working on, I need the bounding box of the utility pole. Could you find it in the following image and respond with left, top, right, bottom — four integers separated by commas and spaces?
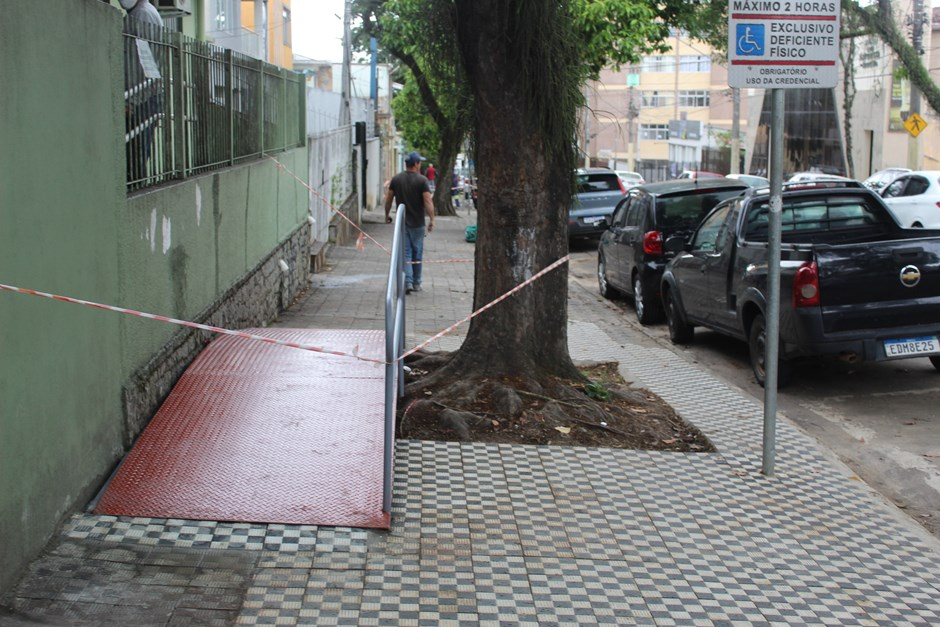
907, 0, 925, 169
340, 0, 352, 127
626, 88, 638, 171
583, 84, 592, 168
730, 88, 741, 174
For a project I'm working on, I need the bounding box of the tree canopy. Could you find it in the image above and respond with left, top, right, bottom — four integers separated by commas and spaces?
357, 0, 673, 211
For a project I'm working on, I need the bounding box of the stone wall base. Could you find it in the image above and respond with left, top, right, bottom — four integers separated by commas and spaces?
121, 222, 311, 447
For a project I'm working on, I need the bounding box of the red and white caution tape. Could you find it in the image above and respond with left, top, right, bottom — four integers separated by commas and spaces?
267, 155, 391, 255
0, 283, 385, 365
406, 258, 474, 265
1, 254, 567, 367
400, 255, 569, 360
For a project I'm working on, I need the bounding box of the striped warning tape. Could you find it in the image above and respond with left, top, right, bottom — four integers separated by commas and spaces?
407, 259, 474, 265
0, 283, 385, 365
267, 155, 392, 255
400, 255, 569, 360
1, 255, 568, 367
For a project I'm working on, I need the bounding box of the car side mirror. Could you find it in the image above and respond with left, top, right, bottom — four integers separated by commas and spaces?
664, 235, 689, 253
599, 218, 610, 230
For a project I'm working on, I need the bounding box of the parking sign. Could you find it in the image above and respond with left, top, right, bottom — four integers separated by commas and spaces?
735, 24, 765, 56
728, 1, 840, 89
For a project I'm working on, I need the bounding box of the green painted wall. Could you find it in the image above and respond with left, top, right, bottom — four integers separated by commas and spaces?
0, 0, 126, 594
117, 150, 309, 372
1, 0, 309, 594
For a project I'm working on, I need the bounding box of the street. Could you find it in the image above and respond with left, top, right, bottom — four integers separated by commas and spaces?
568, 240, 940, 540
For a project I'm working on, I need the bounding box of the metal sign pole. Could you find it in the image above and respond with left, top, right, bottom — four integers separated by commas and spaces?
728, 0, 839, 475
763, 88, 785, 476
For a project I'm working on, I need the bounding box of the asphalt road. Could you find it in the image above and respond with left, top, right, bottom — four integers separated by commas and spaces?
568, 241, 940, 541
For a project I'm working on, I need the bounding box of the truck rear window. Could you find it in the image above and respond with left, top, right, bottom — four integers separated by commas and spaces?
656, 189, 745, 229
744, 197, 892, 241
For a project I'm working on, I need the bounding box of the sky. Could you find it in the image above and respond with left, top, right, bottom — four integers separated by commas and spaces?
292, 0, 347, 64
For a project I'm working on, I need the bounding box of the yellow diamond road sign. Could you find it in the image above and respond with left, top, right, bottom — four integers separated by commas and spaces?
904, 112, 927, 137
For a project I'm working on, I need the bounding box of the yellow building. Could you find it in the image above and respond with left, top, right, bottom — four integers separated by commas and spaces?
584, 31, 745, 182
240, 0, 293, 69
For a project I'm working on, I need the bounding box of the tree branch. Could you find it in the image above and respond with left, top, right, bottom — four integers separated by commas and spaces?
844, 0, 940, 116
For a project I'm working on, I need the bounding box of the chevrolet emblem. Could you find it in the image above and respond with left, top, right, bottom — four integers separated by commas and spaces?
899, 265, 921, 287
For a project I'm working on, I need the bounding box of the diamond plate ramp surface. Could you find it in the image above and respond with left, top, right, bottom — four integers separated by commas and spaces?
95, 329, 391, 528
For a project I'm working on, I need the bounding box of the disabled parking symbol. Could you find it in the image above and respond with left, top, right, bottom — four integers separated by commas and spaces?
736, 24, 764, 56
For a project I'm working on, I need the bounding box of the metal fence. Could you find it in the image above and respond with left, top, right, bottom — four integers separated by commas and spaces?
124, 19, 305, 192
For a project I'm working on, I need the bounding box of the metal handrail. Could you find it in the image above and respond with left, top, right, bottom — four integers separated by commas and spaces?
382, 204, 406, 513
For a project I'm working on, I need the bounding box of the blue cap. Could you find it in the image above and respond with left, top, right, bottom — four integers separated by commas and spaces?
404, 151, 426, 165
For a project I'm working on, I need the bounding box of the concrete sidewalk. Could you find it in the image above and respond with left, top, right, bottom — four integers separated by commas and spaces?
4, 206, 940, 625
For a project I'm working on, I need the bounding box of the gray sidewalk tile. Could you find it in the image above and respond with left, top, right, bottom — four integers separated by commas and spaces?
6, 208, 940, 625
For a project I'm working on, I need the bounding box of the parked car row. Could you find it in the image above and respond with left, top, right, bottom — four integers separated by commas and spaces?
594, 177, 940, 386
596, 179, 750, 323
571, 168, 940, 244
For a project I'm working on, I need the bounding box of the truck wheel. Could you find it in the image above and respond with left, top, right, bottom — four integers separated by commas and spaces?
597, 253, 620, 299
664, 287, 694, 344
634, 274, 663, 325
749, 314, 792, 388
930, 356, 940, 371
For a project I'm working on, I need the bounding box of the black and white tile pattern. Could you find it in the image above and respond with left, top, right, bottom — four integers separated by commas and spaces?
29, 317, 940, 624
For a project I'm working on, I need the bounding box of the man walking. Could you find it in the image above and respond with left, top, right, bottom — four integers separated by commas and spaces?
385, 152, 436, 293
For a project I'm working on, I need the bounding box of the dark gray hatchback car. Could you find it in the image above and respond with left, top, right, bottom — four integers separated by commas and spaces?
568, 169, 626, 239
597, 178, 748, 324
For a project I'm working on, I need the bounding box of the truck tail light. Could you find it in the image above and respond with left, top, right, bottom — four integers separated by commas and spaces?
792, 261, 820, 308
643, 231, 663, 255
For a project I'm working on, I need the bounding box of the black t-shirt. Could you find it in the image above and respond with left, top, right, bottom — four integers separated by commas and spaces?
389, 171, 430, 228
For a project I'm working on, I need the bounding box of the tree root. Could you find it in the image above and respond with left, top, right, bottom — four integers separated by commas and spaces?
397, 353, 715, 452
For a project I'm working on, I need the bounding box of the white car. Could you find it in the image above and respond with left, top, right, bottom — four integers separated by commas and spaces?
726, 173, 769, 188
616, 170, 645, 189
880, 170, 940, 228
787, 171, 853, 183
863, 167, 911, 191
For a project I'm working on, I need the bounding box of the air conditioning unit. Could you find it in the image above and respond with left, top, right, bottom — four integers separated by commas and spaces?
155, 0, 193, 17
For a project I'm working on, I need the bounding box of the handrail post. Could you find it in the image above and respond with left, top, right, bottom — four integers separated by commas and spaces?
383, 204, 406, 514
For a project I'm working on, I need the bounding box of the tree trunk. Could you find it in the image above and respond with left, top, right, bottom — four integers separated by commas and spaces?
440, 0, 580, 381
840, 18, 858, 178
433, 125, 460, 217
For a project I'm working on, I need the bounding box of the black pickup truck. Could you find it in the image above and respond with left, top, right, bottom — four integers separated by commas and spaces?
660, 182, 940, 385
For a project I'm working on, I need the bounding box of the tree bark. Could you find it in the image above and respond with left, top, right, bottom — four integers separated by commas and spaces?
839, 16, 858, 178
440, 0, 581, 381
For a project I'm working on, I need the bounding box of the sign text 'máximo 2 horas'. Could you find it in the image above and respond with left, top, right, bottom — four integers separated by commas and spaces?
728, 0, 841, 89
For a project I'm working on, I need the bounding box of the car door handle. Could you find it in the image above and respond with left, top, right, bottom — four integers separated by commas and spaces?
893, 248, 924, 262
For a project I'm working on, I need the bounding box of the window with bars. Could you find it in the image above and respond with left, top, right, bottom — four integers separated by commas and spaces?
678, 90, 710, 107
283, 7, 292, 46
640, 124, 670, 140
640, 55, 675, 73
641, 91, 673, 108
214, 0, 227, 31
678, 55, 711, 72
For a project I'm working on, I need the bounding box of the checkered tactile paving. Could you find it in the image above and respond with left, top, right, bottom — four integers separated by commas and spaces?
55, 430, 940, 625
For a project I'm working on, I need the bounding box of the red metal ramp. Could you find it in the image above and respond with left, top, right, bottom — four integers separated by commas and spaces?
95, 328, 391, 529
